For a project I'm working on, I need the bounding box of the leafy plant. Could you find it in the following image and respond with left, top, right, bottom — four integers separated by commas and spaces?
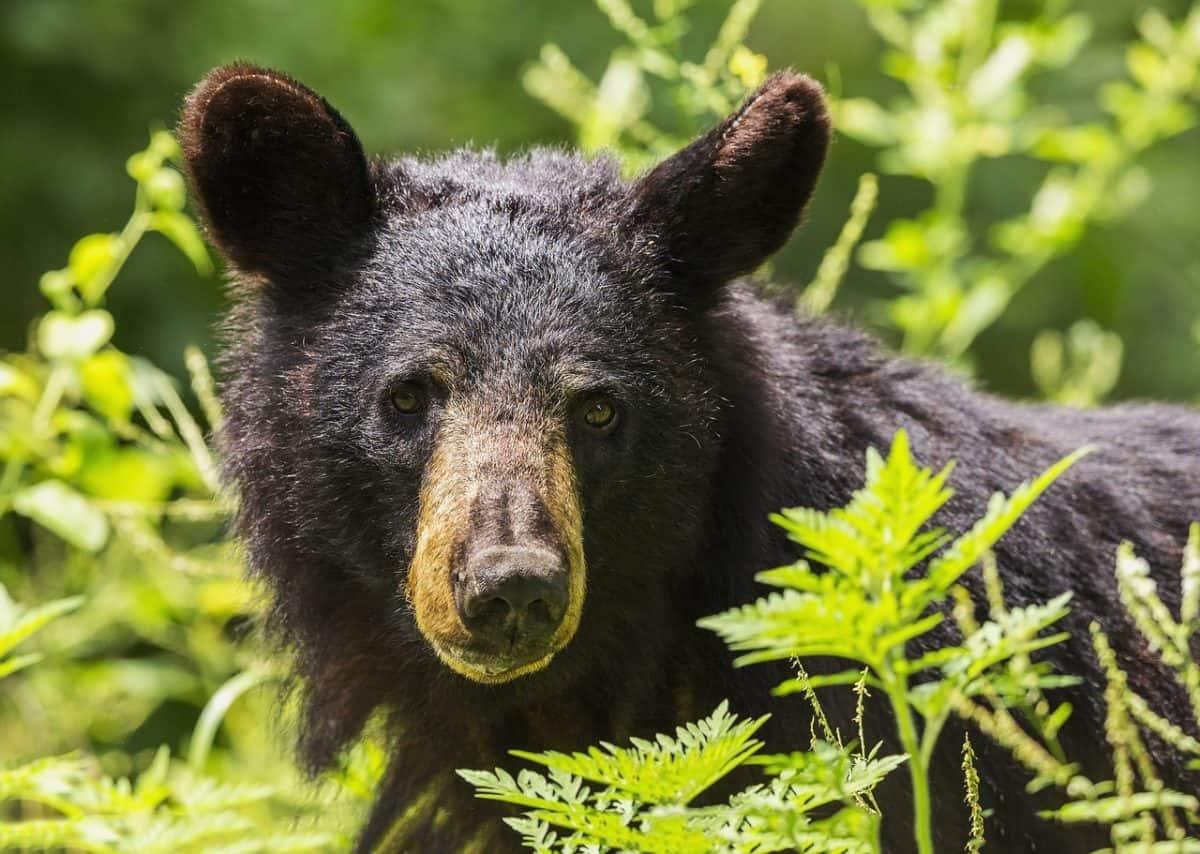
1032, 530, 1200, 846
462, 702, 902, 853
0, 130, 254, 763
841, 0, 1200, 366
0, 583, 81, 681
700, 431, 1085, 853
0, 134, 375, 851
528, 0, 1200, 396
523, 0, 770, 172
1031, 320, 1124, 408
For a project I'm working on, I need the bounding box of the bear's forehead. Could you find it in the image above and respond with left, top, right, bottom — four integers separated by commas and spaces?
358, 198, 653, 326
319, 204, 671, 395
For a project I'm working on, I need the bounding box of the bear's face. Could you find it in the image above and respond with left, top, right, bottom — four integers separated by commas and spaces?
180, 65, 829, 685
298, 199, 722, 682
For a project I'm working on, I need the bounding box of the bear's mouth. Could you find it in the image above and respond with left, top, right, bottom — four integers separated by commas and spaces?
430, 637, 559, 684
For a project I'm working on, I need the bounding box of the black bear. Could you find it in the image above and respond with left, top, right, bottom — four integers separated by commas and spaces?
179, 64, 1200, 852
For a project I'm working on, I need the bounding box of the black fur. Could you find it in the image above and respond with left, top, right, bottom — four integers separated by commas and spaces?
179, 66, 1200, 852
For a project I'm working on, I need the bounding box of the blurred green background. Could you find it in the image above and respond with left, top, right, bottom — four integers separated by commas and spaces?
2, 0, 1197, 402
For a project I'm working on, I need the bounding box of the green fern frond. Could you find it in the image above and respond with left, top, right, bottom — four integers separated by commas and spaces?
0, 817, 113, 853
120, 810, 257, 852
1115, 540, 1200, 723
169, 772, 276, 813
701, 584, 907, 668
925, 447, 1089, 594
1043, 790, 1199, 825
462, 706, 898, 853
1125, 691, 1200, 758
506, 702, 768, 806
771, 431, 955, 595
943, 594, 1073, 685
751, 741, 907, 803
0, 752, 93, 811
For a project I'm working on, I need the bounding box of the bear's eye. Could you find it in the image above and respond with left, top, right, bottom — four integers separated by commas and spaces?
578, 394, 619, 434
390, 381, 427, 416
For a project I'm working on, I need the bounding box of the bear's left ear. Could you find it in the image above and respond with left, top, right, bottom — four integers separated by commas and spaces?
628, 71, 830, 288
179, 63, 374, 284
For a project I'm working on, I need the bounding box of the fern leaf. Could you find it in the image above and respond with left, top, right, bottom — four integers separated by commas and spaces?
927, 448, 1089, 593
507, 703, 768, 806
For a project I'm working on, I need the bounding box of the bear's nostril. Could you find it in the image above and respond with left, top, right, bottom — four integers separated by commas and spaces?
524, 597, 553, 629
457, 546, 569, 649
465, 595, 511, 625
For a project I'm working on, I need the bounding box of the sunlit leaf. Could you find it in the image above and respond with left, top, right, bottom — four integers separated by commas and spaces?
11, 479, 110, 552
151, 211, 212, 275
145, 168, 187, 212
68, 233, 121, 303
80, 349, 135, 421
37, 310, 115, 361
0, 362, 39, 402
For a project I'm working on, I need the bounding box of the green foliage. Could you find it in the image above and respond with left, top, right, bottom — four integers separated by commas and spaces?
530, 0, 1200, 400
0, 135, 373, 851
462, 702, 902, 853
0, 582, 81, 680
958, 531, 1200, 849
701, 431, 1084, 853
524, 0, 769, 172
799, 173, 880, 316
0, 745, 342, 853
841, 0, 1200, 368
1031, 320, 1124, 408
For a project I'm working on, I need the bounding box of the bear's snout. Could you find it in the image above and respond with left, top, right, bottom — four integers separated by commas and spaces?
405, 414, 587, 683
456, 545, 568, 653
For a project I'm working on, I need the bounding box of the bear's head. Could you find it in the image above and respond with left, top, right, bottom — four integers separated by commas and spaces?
179, 63, 828, 756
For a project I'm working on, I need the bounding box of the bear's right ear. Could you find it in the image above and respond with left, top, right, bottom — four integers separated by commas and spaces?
179, 64, 374, 283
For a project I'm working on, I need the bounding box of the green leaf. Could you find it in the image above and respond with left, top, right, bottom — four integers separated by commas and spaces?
68, 233, 121, 303
508, 702, 768, 807
151, 211, 212, 275
0, 652, 42, 680
1045, 790, 1199, 824
0, 590, 83, 661
37, 310, 115, 361
11, 479, 110, 552
145, 168, 186, 211
1030, 124, 1116, 164
80, 350, 135, 421
77, 447, 176, 503
0, 361, 39, 401
834, 97, 897, 146
927, 447, 1090, 592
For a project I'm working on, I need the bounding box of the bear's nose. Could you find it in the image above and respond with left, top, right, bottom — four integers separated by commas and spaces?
457, 546, 568, 649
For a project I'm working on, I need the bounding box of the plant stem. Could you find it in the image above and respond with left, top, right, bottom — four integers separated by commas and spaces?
886, 674, 933, 854
85, 187, 151, 308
